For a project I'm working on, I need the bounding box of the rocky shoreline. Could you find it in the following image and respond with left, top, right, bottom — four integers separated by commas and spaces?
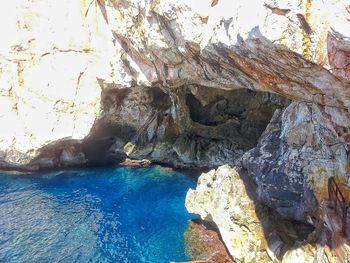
185, 165, 339, 262
1, 0, 350, 262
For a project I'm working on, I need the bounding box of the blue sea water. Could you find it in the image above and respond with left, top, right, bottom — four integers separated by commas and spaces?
0, 165, 197, 263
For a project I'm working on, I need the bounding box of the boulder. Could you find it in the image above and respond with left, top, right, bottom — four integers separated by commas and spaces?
186, 165, 271, 262
186, 165, 335, 262
1, 0, 350, 169
242, 102, 350, 221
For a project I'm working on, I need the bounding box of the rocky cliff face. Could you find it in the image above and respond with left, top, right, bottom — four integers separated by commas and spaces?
0, 1, 112, 169
1, 0, 350, 171
2, 0, 350, 261
186, 165, 335, 262
242, 101, 350, 221
94, 85, 288, 168
186, 165, 271, 262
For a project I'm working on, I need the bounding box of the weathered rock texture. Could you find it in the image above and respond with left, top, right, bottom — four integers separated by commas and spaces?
2, 0, 350, 261
93, 85, 287, 168
1, 0, 350, 170
328, 30, 350, 81
242, 101, 350, 221
186, 165, 334, 263
184, 219, 233, 263
0, 0, 117, 169
186, 165, 271, 262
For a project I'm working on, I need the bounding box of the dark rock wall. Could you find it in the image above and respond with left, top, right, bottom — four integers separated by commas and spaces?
241, 109, 317, 221
90, 84, 288, 169
242, 102, 350, 222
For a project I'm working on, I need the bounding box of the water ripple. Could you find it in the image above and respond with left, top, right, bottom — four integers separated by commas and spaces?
0, 166, 196, 263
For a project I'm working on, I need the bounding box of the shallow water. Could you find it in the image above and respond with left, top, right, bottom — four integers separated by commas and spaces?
0, 165, 197, 263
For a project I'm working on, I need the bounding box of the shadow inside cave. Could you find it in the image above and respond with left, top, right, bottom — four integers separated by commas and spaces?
35, 3, 350, 259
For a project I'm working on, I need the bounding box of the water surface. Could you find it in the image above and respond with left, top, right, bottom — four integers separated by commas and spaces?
0, 165, 197, 263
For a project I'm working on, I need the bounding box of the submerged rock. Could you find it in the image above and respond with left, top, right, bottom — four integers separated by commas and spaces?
184, 219, 233, 263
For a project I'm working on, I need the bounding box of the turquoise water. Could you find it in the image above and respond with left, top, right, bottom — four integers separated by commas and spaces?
0, 165, 197, 263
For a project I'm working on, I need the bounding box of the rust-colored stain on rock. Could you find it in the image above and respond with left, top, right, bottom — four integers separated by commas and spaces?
211, 0, 218, 7
264, 4, 290, 16
200, 16, 209, 24
184, 220, 233, 263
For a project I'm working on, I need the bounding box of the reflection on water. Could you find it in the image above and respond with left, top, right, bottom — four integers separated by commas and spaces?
0, 166, 196, 263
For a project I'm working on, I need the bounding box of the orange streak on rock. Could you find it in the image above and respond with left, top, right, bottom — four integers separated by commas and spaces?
211, 0, 218, 7
200, 16, 209, 24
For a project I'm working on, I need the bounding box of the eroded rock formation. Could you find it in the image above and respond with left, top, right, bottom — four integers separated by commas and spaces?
242, 102, 350, 221
186, 165, 271, 262
186, 165, 334, 262
1, 0, 350, 261
184, 219, 233, 263
1, 0, 350, 170
93, 85, 287, 168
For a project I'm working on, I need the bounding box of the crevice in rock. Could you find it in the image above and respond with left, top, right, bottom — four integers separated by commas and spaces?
25, 136, 125, 170
185, 87, 289, 150
7, 84, 289, 171
186, 165, 321, 262
238, 166, 317, 250
80, 84, 290, 169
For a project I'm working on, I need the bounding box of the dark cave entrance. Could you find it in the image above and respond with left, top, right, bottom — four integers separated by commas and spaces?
79, 85, 290, 168
185, 88, 289, 150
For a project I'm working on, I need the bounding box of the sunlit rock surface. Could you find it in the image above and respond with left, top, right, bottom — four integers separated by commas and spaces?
327, 30, 350, 80
0, 0, 114, 168
103, 0, 350, 105
184, 219, 233, 263
1, 0, 350, 169
186, 165, 335, 262
186, 165, 270, 262
1, 0, 350, 261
